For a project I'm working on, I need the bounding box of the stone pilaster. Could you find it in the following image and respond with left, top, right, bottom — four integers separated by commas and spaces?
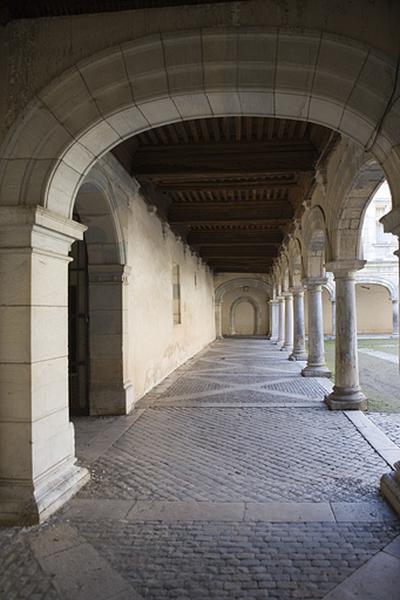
0, 207, 89, 525
87, 264, 134, 416
289, 288, 307, 361
215, 301, 223, 339
281, 292, 294, 352
325, 260, 367, 410
275, 296, 285, 347
301, 278, 331, 378
269, 300, 279, 342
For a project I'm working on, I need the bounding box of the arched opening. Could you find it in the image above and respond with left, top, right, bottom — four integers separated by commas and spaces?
215, 277, 272, 338
232, 298, 257, 336
228, 295, 261, 336
68, 178, 132, 417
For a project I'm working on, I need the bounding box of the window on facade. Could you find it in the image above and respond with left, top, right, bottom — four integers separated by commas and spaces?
375, 206, 387, 243
172, 264, 181, 324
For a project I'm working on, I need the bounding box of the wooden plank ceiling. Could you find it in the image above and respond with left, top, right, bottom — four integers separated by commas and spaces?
112, 116, 337, 273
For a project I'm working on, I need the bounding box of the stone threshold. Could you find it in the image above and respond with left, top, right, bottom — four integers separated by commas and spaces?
29, 523, 143, 600
63, 499, 398, 523
345, 410, 400, 468
322, 535, 400, 600
150, 401, 324, 408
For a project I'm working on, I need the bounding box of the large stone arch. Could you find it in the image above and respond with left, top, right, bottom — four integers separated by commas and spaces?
355, 273, 397, 301
332, 158, 386, 262
302, 205, 330, 278
1, 28, 400, 221
73, 167, 133, 416
214, 277, 271, 338
229, 296, 262, 336
287, 236, 305, 289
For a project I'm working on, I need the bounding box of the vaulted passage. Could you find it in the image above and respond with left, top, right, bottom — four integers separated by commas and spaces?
1, 4, 400, 597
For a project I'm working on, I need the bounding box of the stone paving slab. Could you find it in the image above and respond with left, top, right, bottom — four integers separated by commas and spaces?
244, 502, 335, 523
0, 529, 60, 599
344, 410, 400, 468
126, 500, 244, 521
323, 550, 400, 600
331, 501, 398, 522
30, 524, 140, 600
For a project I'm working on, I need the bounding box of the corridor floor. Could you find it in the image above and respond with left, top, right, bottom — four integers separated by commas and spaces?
1, 339, 400, 600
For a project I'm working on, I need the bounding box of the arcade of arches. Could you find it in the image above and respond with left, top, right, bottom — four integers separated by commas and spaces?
1, 1, 400, 541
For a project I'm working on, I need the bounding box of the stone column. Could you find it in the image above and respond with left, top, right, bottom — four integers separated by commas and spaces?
267, 300, 272, 339
275, 296, 285, 347
301, 278, 331, 377
88, 265, 134, 416
0, 207, 89, 525
392, 299, 399, 337
289, 288, 307, 361
215, 301, 223, 339
325, 260, 367, 410
282, 292, 294, 351
269, 300, 279, 342
331, 299, 336, 338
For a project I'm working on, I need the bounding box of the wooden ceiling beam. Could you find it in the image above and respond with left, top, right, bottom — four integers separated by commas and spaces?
169, 202, 293, 223
132, 141, 318, 180
199, 245, 278, 258
188, 231, 283, 245
157, 179, 297, 192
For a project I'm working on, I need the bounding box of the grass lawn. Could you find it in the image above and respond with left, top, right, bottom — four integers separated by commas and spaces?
321, 337, 400, 413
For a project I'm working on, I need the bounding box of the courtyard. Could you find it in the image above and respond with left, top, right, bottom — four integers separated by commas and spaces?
1, 338, 399, 600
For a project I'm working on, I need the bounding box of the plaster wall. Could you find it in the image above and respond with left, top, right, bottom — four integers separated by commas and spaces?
221, 287, 268, 336
356, 284, 392, 334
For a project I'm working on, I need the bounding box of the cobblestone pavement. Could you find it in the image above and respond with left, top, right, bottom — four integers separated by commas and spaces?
369, 413, 400, 446
1, 338, 400, 600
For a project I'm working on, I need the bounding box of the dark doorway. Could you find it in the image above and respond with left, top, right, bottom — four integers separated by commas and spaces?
68, 234, 90, 416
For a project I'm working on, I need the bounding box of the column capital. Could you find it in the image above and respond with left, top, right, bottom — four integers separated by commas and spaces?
282, 290, 293, 298
0, 206, 86, 258
88, 264, 130, 284
290, 286, 305, 295
302, 277, 327, 288
325, 259, 366, 278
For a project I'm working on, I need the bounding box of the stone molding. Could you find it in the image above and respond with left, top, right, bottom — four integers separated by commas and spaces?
325, 259, 366, 277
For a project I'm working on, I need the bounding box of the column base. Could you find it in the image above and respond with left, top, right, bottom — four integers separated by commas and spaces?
90, 382, 135, 416
324, 386, 367, 410
381, 466, 400, 516
281, 343, 292, 352
288, 351, 308, 362
0, 459, 89, 526
301, 365, 331, 378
